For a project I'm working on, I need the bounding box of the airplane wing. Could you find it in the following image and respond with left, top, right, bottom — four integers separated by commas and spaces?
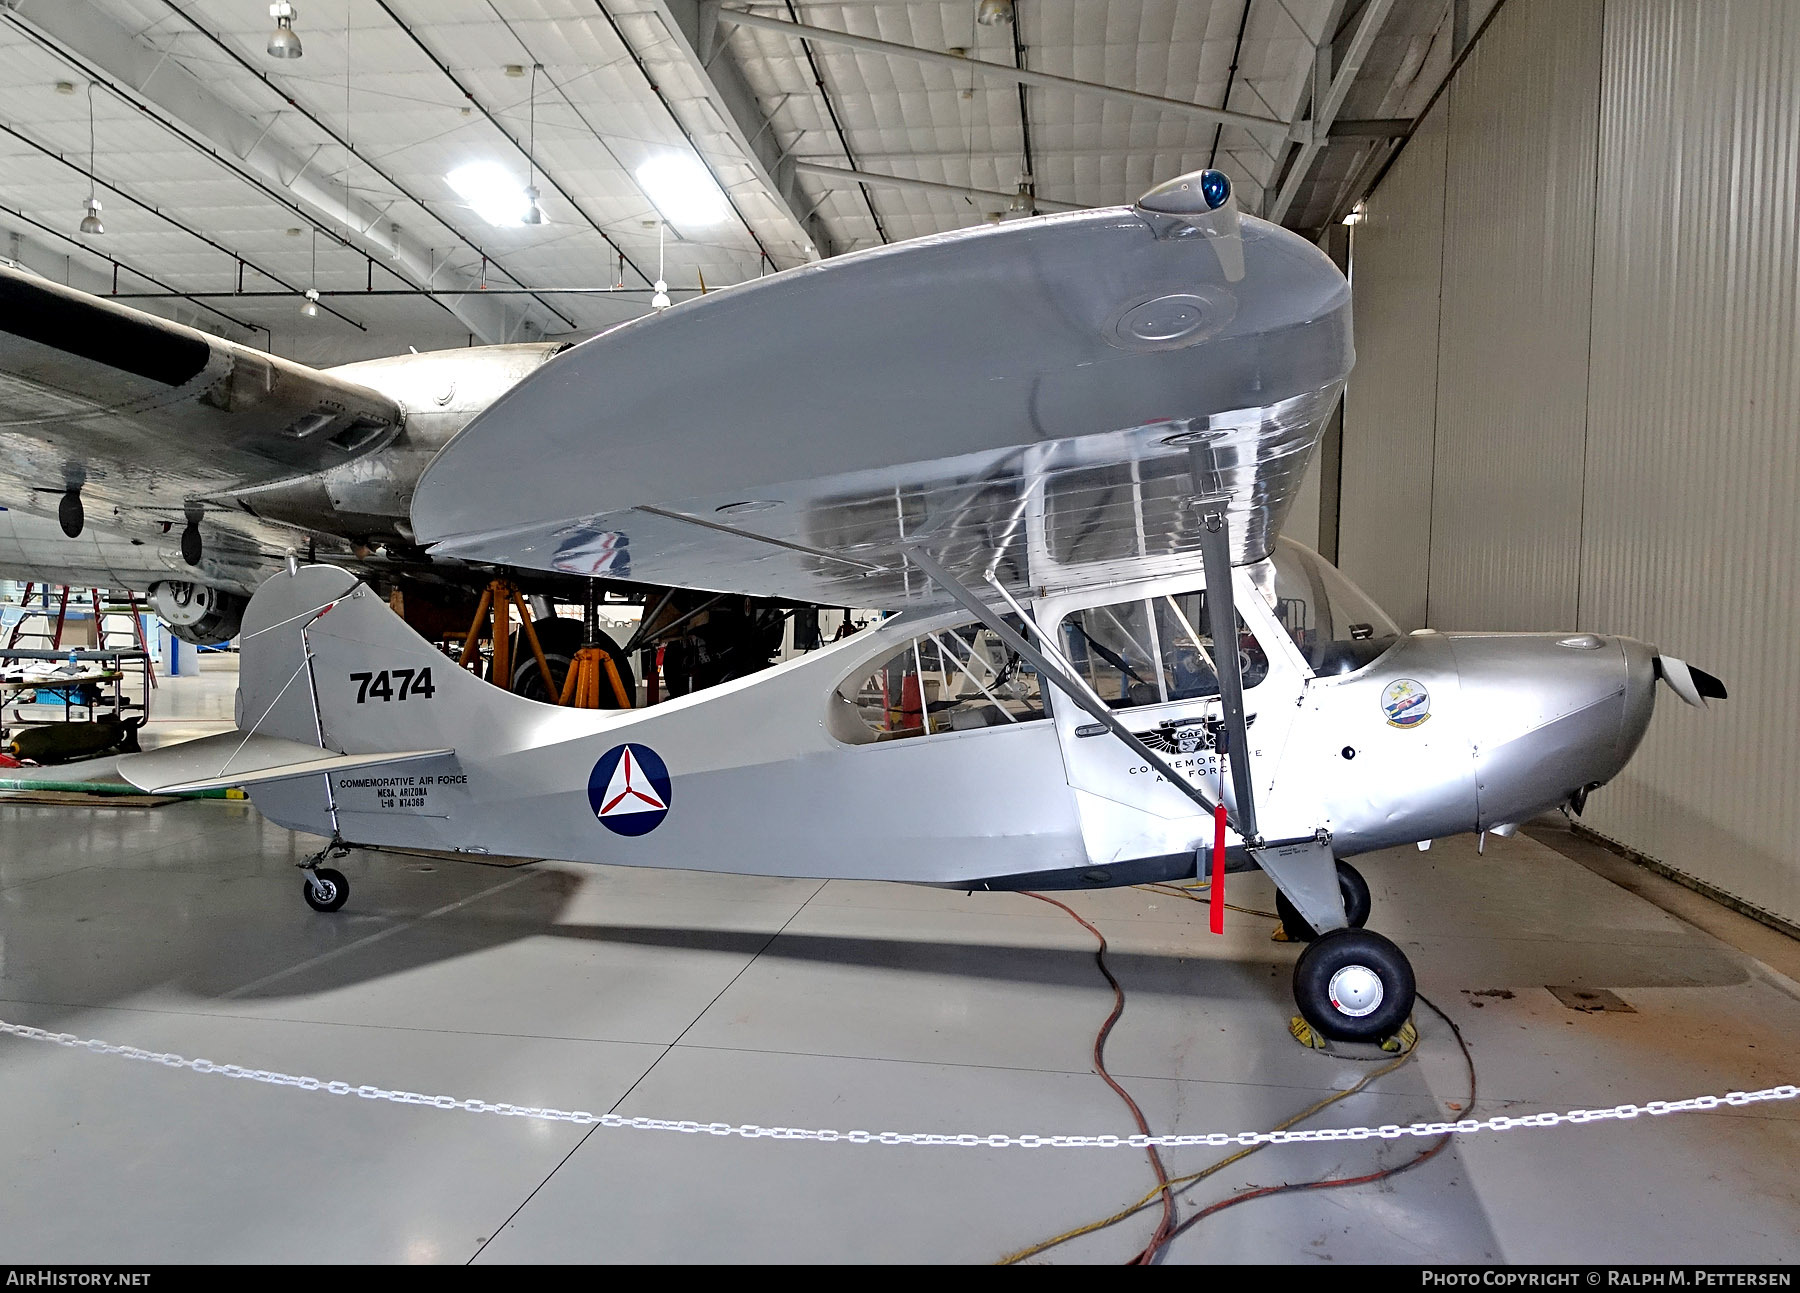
412, 176, 1352, 608
0, 263, 402, 519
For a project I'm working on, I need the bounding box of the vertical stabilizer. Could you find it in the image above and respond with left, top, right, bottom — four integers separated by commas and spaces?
236, 564, 362, 746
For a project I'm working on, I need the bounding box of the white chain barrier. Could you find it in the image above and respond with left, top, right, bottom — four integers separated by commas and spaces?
4, 1017, 1795, 1150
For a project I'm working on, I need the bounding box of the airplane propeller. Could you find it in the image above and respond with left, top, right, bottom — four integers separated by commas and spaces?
1655, 655, 1729, 708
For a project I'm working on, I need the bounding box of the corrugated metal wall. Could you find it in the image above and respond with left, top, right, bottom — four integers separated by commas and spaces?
1340, 0, 1800, 924
1339, 97, 1448, 631
1578, 0, 1800, 923
1427, 0, 1601, 631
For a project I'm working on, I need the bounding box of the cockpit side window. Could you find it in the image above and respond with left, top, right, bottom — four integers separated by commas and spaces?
1060, 589, 1268, 711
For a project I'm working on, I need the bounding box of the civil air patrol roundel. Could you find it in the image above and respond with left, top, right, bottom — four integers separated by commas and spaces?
1381, 678, 1431, 729
588, 743, 673, 836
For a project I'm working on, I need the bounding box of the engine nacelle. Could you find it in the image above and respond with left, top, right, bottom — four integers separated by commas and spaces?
148, 581, 246, 645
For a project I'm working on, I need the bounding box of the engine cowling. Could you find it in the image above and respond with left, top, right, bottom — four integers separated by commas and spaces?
148, 580, 246, 645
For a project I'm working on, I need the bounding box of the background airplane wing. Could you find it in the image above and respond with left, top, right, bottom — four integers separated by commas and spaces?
0, 263, 401, 521
412, 195, 1352, 607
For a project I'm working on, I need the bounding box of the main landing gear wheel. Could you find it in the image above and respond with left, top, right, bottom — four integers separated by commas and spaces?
302, 867, 349, 913
1275, 860, 1372, 941
1291, 927, 1415, 1043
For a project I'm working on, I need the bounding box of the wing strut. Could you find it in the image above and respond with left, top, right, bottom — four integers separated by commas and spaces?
1193, 503, 1259, 844
1193, 504, 1348, 933
897, 542, 1220, 818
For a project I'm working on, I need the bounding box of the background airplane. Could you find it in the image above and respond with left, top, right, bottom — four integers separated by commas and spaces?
0, 260, 792, 696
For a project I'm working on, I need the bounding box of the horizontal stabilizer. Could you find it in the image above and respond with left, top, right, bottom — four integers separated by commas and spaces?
117, 730, 454, 795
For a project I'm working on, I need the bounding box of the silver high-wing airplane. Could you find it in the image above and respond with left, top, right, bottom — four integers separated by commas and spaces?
118, 171, 1725, 1043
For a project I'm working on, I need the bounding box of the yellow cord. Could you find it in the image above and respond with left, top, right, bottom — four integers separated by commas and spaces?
1134, 881, 1279, 920
995, 1039, 1418, 1264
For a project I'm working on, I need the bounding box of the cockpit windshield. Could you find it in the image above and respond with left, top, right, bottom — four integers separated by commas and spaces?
1265, 538, 1402, 677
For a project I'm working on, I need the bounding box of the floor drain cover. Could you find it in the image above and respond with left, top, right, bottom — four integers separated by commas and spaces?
1546, 986, 1636, 1013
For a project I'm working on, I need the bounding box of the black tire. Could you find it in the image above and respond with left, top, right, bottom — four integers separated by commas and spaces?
1292, 927, 1415, 1042
303, 867, 349, 913
1275, 860, 1373, 942
508, 617, 635, 706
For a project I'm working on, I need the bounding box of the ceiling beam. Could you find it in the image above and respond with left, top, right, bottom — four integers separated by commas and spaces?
1266, 0, 1399, 223
0, 200, 261, 335
373, 2, 651, 291
154, 0, 574, 333
4, 0, 528, 343
1329, 117, 1413, 139
791, 162, 1084, 213
639, 1, 834, 259
0, 117, 367, 331
713, 6, 1295, 139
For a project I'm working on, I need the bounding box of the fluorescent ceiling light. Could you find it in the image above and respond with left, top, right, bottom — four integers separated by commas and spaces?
447, 162, 532, 227
635, 154, 728, 226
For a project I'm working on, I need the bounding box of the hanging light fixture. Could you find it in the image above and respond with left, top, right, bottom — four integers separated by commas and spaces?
651, 221, 670, 309
522, 64, 544, 225
976, 0, 1015, 27
267, 2, 303, 59
78, 84, 103, 235
300, 229, 320, 317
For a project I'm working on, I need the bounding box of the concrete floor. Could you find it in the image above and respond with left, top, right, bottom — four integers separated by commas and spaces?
1, 660, 1797, 1263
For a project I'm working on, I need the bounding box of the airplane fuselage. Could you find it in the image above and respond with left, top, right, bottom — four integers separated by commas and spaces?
233, 552, 1661, 890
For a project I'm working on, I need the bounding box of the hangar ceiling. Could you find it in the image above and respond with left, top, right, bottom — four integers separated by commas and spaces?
0, 0, 1491, 366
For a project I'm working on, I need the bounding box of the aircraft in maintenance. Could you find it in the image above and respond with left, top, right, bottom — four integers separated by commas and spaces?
117, 169, 1727, 1044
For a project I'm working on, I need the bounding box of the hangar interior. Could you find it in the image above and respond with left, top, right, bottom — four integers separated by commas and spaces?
1, 0, 1797, 1266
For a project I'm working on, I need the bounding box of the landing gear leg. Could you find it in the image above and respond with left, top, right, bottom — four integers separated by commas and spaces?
1276, 860, 1372, 941
299, 837, 351, 913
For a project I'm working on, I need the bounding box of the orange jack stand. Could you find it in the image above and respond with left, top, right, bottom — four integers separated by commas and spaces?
457, 579, 554, 697
559, 643, 632, 708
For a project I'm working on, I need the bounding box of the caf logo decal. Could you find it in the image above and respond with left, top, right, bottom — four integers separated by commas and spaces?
1381, 679, 1431, 729
588, 743, 672, 836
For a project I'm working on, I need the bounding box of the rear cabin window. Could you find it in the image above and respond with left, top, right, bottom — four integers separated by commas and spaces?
832, 619, 1047, 742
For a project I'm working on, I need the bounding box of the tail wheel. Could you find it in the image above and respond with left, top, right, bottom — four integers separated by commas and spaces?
508, 616, 634, 706
1292, 927, 1415, 1042
303, 867, 349, 913
1275, 860, 1372, 942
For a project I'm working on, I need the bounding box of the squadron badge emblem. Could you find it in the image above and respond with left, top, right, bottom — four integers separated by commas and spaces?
1381, 679, 1431, 729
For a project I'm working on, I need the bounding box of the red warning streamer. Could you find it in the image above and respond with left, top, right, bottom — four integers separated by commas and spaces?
1209, 801, 1227, 934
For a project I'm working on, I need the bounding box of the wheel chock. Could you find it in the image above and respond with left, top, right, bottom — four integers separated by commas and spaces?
1286, 1014, 1418, 1056
1288, 1014, 1329, 1050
